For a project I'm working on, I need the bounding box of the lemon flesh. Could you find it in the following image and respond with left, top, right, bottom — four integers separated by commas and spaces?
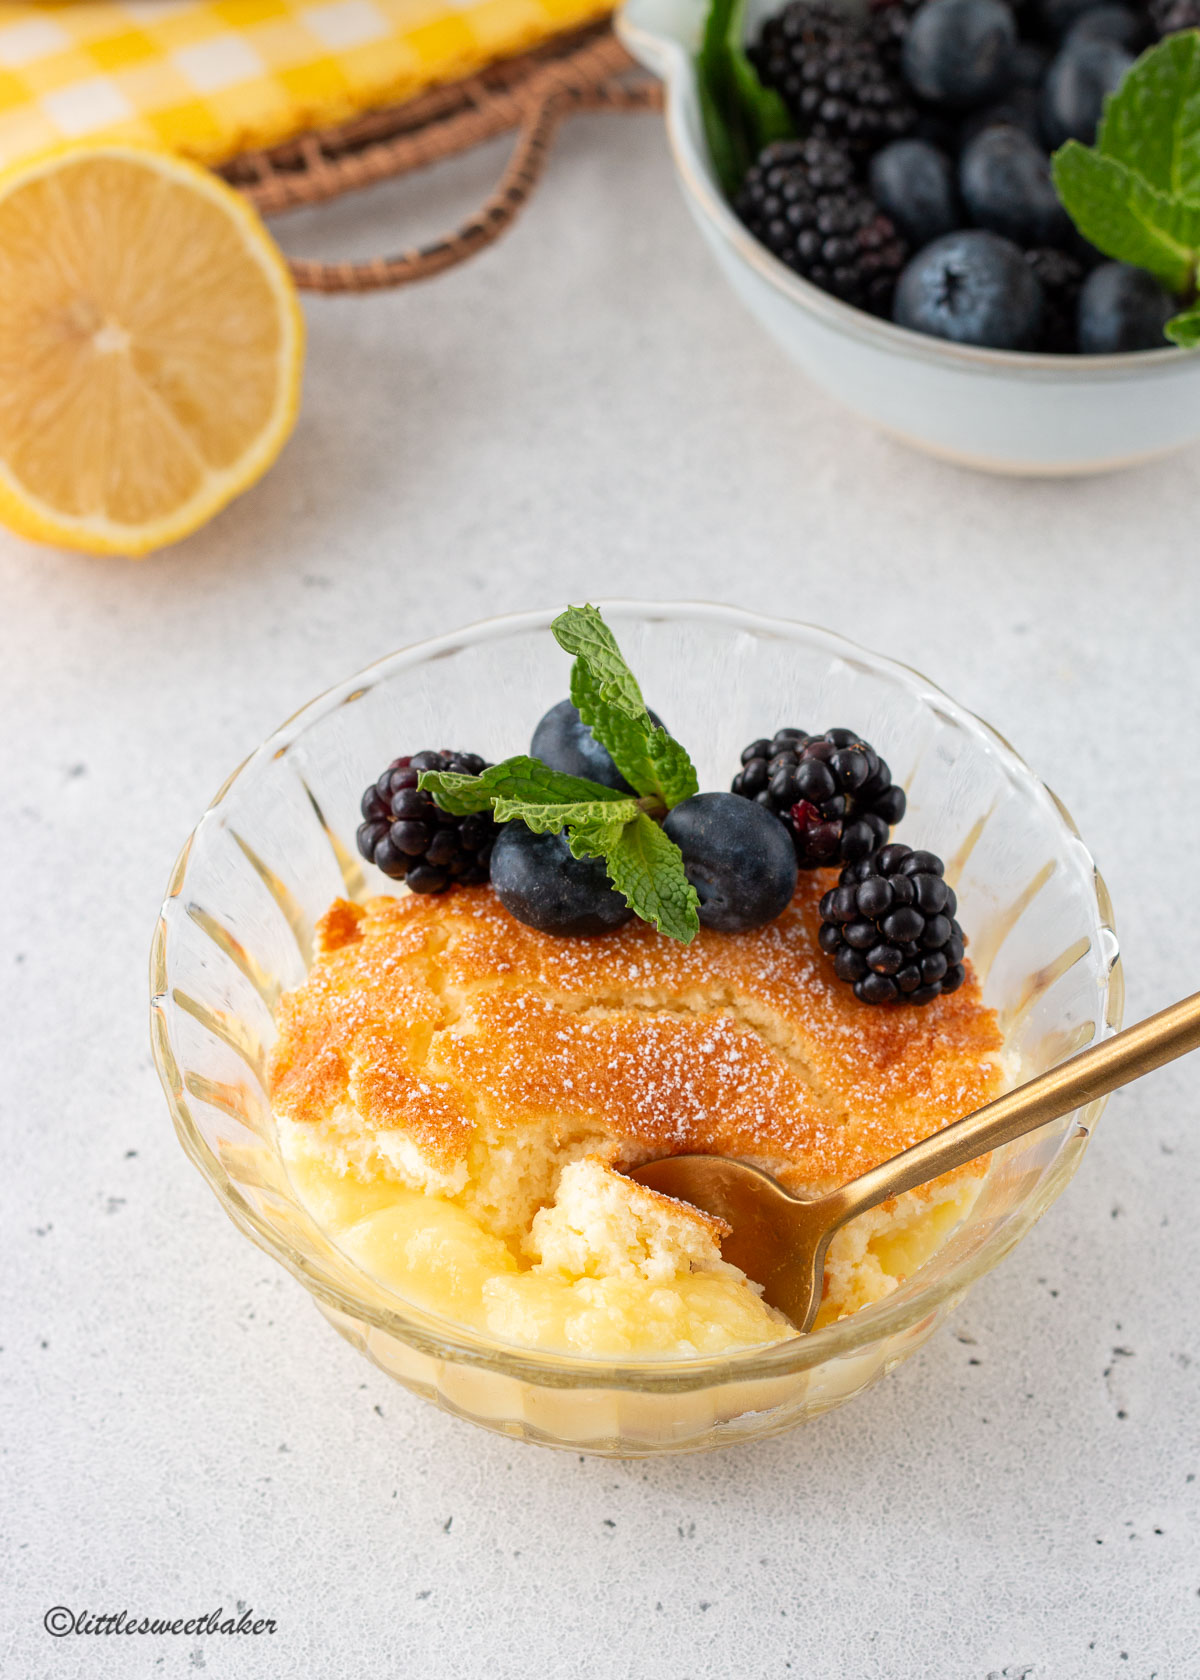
0, 146, 303, 556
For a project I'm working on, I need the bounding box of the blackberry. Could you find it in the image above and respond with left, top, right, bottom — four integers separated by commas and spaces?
869, 0, 925, 72
753, 0, 918, 154
735, 141, 909, 314
1025, 247, 1084, 352
731, 726, 907, 868
818, 843, 966, 1005
357, 750, 496, 892
1150, 0, 1200, 31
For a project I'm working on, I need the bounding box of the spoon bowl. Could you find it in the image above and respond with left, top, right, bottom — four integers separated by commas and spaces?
632, 1155, 832, 1331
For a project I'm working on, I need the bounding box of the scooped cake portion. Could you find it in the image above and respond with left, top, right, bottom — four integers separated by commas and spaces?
269, 877, 1005, 1356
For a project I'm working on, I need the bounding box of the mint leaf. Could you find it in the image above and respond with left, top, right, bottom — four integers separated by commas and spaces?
644, 725, 700, 808
568, 658, 659, 794
1052, 143, 1196, 294
558, 605, 699, 809
1167, 299, 1200, 344
1052, 35, 1200, 316
492, 794, 640, 832
598, 813, 700, 945
727, 0, 792, 155
568, 659, 700, 809
1098, 30, 1200, 204
552, 605, 647, 719
414, 772, 495, 815
419, 755, 630, 815
699, 0, 747, 200
1152, 186, 1200, 254
562, 817, 631, 862
697, 0, 793, 198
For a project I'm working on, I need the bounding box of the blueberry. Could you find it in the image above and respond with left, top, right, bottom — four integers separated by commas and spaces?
1063, 5, 1151, 52
531, 698, 666, 794
1077, 262, 1175, 353
662, 793, 798, 933
870, 140, 962, 246
489, 824, 633, 936
959, 126, 1074, 247
1041, 39, 1133, 147
894, 230, 1044, 349
901, 0, 1017, 110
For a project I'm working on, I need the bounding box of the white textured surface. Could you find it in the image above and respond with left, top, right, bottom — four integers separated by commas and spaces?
2, 112, 1198, 1680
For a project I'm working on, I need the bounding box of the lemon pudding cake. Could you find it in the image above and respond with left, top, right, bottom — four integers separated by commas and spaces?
267, 606, 1008, 1359
270, 878, 1004, 1356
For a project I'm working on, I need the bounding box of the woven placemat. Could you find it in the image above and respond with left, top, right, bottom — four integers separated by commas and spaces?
220, 22, 661, 293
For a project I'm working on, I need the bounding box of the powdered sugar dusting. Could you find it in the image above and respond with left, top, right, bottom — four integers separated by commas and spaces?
268, 878, 1005, 1191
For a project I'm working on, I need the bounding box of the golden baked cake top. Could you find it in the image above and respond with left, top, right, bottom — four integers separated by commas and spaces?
269, 874, 1004, 1190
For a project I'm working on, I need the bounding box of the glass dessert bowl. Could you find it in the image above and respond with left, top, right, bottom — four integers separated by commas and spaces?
151, 602, 1121, 1455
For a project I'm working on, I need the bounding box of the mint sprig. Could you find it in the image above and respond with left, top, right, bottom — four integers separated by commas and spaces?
553, 605, 699, 810
418, 752, 700, 942
417, 613, 702, 943
1052, 31, 1200, 346
698, 0, 793, 200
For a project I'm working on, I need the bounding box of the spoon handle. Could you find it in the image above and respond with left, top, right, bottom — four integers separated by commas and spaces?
827, 989, 1200, 1229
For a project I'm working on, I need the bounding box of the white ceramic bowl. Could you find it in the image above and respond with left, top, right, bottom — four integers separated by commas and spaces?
618, 0, 1200, 474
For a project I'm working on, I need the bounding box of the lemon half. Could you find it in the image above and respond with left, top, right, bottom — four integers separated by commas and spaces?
0, 144, 304, 557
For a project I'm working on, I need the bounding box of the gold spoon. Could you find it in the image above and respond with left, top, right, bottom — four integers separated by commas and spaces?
630, 991, 1200, 1333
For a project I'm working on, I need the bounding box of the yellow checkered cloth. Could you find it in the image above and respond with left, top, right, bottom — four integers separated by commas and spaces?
0, 0, 611, 170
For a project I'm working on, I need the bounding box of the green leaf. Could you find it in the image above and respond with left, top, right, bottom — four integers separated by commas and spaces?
569, 658, 659, 797
727, 0, 792, 155
561, 817, 632, 862
568, 661, 700, 809
413, 771, 495, 815
697, 62, 746, 201
559, 606, 699, 809
1052, 143, 1197, 293
492, 794, 640, 832
698, 0, 735, 111
644, 725, 700, 808
1167, 299, 1200, 344
697, 0, 747, 198
1098, 30, 1200, 204
419, 755, 629, 815
600, 813, 700, 945
552, 605, 647, 720
694, 0, 794, 199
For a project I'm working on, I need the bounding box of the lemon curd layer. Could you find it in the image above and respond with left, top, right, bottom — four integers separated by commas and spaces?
268, 880, 1006, 1358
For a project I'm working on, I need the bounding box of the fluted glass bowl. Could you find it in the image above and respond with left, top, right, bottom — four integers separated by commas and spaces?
150, 602, 1121, 1456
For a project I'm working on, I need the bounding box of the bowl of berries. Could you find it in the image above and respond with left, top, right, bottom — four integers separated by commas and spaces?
618, 0, 1200, 472
152, 601, 1120, 1453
